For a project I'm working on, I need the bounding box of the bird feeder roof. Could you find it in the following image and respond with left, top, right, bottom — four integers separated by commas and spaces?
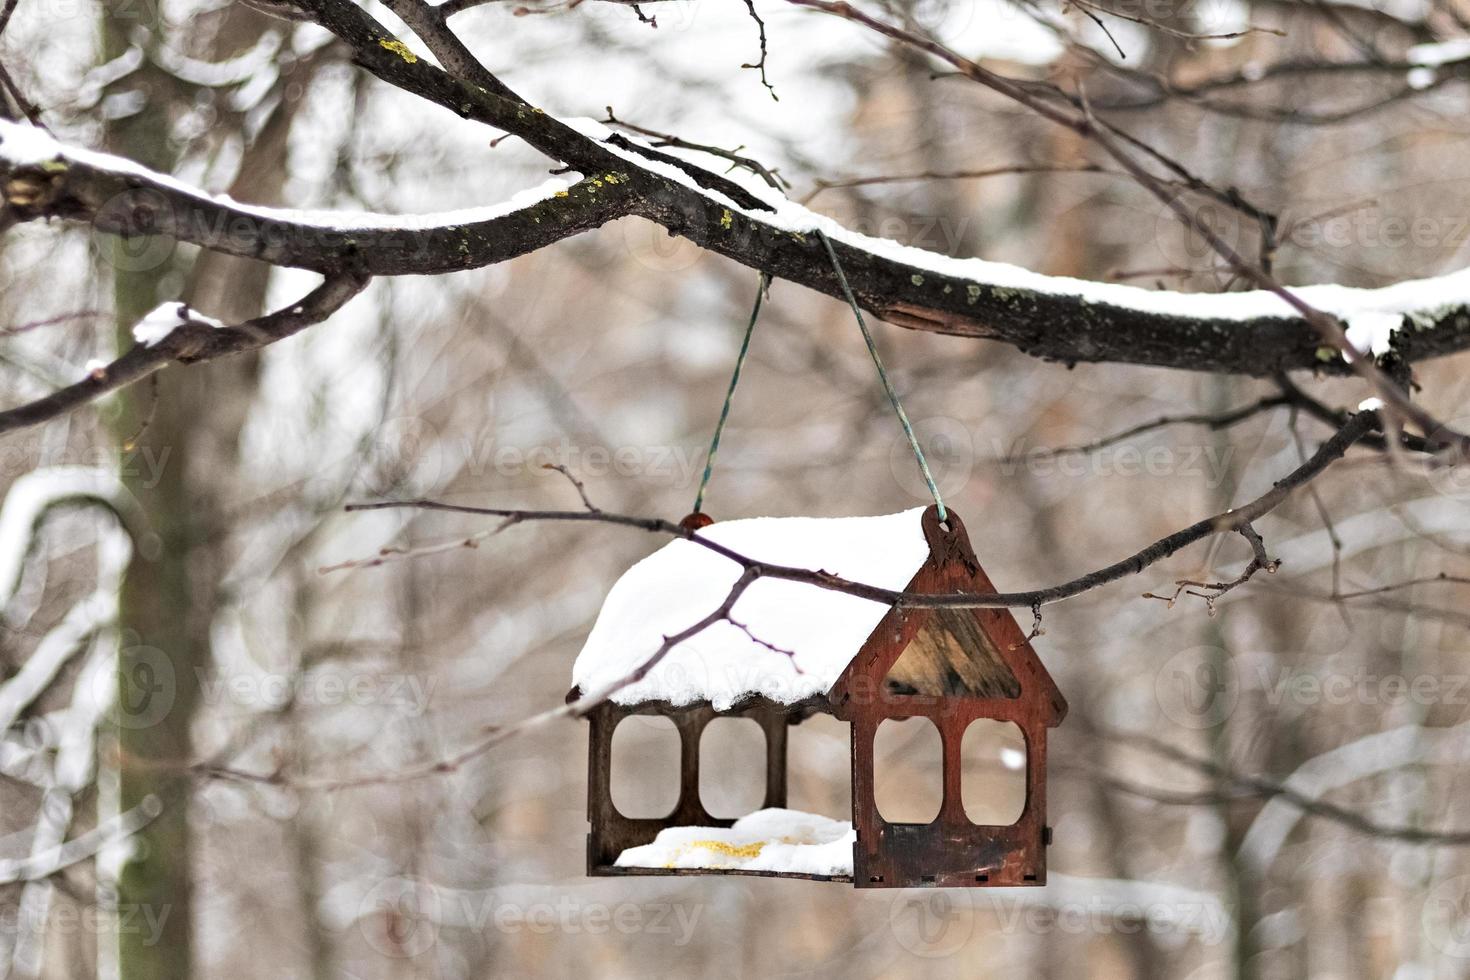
570, 508, 930, 709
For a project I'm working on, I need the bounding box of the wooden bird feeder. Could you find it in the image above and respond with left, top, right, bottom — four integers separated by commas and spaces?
568, 504, 1066, 888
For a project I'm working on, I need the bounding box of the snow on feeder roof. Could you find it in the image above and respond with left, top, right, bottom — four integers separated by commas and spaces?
570, 507, 930, 709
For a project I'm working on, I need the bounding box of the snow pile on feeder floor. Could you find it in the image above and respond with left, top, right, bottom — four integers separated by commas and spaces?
614, 809, 856, 876
572, 508, 931, 709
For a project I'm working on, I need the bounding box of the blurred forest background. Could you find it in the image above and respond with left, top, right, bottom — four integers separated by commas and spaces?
3, 0, 1470, 977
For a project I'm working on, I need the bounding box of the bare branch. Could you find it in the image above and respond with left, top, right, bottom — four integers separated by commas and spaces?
9, 6, 1470, 387
739, 0, 778, 100
1333, 571, 1470, 601
200, 411, 1379, 789
0, 132, 638, 276
540, 462, 600, 512
1143, 523, 1280, 615
194, 570, 761, 789
438, 0, 675, 17
1104, 732, 1470, 846
802, 162, 1118, 202
989, 394, 1291, 465
0, 275, 368, 434
1, 310, 107, 337
1066, 0, 1285, 43
603, 106, 787, 190
0, 0, 20, 39
344, 408, 1381, 612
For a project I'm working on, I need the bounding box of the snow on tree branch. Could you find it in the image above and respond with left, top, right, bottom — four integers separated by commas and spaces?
8, 9, 1470, 402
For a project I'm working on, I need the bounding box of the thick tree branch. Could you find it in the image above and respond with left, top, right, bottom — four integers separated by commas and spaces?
9, 0, 1470, 400
791, 0, 1470, 451
267, 2, 1470, 376
0, 125, 637, 276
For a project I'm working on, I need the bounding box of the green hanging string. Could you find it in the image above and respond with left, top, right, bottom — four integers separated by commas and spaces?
693, 272, 770, 515
814, 229, 948, 524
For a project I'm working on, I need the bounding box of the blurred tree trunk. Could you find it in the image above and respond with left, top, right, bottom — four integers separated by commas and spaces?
101, 8, 294, 976
102, 10, 199, 975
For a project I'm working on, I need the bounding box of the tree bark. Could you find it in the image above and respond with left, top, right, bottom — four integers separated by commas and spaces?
103, 12, 199, 972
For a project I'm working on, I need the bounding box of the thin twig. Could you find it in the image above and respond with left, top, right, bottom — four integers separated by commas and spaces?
1105, 731, 1470, 846
344, 409, 1380, 613
740, 0, 778, 100
1009, 602, 1045, 650
801, 163, 1118, 203
1074, 85, 1465, 453
1288, 405, 1347, 621
603, 107, 787, 190
1332, 572, 1470, 601
541, 462, 599, 512
1066, 0, 1285, 43
1143, 523, 1280, 614
1, 310, 107, 336
192, 571, 760, 790
989, 394, 1290, 465
0, 276, 369, 435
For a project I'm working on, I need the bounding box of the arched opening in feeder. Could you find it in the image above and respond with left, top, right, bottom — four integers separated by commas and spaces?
569, 504, 1066, 887
872, 717, 943, 824
699, 717, 768, 818
785, 714, 852, 818
961, 718, 1028, 826
609, 715, 681, 819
